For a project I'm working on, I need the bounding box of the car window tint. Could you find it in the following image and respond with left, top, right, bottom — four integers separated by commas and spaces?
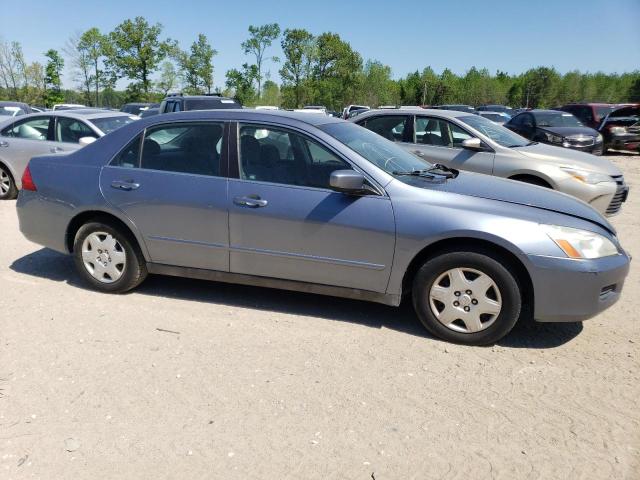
141, 122, 223, 176
362, 115, 408, 142
3, 117, 50, 140
111, 134, 142, 168
239, 124, 351, 189
56, 117, 98, 143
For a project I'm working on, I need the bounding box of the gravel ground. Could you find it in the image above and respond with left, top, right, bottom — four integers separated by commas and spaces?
1, 153, 638, 479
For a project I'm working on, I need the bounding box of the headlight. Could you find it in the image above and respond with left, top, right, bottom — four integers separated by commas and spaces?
544, 132, 564, 144
560, 167, 613, 184
596, 133, 603, 143
609, 126, 627, 135
542, 225, 619, 259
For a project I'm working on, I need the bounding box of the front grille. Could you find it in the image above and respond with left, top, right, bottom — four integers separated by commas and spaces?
567, 136, 596, 147
606, 176, 627, 215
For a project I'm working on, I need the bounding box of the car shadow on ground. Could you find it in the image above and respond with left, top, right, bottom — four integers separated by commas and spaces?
10, 248, 583, 349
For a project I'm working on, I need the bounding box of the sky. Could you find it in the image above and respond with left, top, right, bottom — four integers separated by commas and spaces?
2, 0, 639, 90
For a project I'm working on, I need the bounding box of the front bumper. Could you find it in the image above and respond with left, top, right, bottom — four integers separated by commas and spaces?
527, 252, 630, 323
608, 133, 640, 151
556, 177, 620, 216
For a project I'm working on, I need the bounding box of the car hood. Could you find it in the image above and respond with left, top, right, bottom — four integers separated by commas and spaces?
538, 126, 598, 137
512, 142, 622, 176
402, 171, 615, 233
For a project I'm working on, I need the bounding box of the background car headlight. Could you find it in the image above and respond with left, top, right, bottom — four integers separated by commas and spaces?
560, 167, 613, 184
609, 126, 627, 135
596, 133, 603, 143
542, 225, 619, 259
544, 132, 564, 144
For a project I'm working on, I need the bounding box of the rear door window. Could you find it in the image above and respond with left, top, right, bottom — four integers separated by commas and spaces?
1, 116, 51, 140
360, 115, 409, 142
140, 122, 224, 176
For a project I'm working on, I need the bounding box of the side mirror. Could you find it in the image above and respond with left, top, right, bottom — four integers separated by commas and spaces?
330, 170, 366, 194
79, 136, 97, 147
461, 137, 484, 151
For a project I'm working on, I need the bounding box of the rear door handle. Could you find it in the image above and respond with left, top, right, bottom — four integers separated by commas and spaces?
233, 195, 268, 208
50, 146, 64, 153
0, 141, 8, 147
111, 180, 140, 191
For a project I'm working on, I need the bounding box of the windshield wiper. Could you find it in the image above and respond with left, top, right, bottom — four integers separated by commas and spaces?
392, 164, 458, 179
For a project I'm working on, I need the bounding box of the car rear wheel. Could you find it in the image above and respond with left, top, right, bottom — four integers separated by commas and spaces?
412, 251, 522, 345
0, 165, 17, 200
73, 221, 147, 293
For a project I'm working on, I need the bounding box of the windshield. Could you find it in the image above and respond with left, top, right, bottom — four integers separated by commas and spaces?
89, 116, 137, 134
535, 112, 583, 127
595, 106, 616, 121
458, 114, 529, 147
320, 122, 432, 174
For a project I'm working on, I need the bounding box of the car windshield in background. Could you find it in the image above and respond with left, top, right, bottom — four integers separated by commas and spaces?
0, 106, 25, 116
595, 106, 616, 120
89, 116, 137, 134
320, 122, 432, 175
458, 114, 529, 147
482, 113, 505, 122
535, 112, 583, 127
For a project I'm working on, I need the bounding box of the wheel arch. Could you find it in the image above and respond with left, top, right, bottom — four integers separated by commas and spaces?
65, 209, 148, 259
0, 158, 18, 185
507, 171, 554, 189
400, 236, 534, 318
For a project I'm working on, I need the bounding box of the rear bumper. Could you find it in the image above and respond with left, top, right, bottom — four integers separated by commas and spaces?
16, 191, 69, 254
527, 252, 630, 323
607, 133, 640, 151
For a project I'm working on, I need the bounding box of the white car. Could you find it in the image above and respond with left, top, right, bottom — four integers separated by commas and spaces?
52, 103, 86, 111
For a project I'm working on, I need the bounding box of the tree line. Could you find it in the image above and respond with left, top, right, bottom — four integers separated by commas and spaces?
1, 17, 639, 110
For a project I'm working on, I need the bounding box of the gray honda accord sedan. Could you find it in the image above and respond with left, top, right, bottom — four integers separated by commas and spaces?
16, 110, 630, 345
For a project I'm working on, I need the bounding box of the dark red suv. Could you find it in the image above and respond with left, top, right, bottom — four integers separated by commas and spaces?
558, 103, 617, 129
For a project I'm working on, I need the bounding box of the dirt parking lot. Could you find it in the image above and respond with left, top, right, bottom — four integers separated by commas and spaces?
1, 153, 638, 479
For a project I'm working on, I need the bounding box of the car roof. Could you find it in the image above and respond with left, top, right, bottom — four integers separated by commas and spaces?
354, 108, 472, 120
6, 110, 134, 122
140, 109, 343, 127
528, 109, 571, 115
0, 101, 29, 107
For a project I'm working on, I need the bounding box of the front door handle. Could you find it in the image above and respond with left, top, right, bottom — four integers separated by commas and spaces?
233, 195, 268, 208
50, 146, 64, 153
0, 140, 8, 147
111, 180, 140, 191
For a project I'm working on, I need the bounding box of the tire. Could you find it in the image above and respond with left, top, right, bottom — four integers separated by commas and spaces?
0, 164, 17, 200
73, 221, 147, 293
412, 250, 522, 345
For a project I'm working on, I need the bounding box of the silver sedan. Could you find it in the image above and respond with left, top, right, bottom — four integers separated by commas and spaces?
352, 109, 629, 216
0, 109, 138, 199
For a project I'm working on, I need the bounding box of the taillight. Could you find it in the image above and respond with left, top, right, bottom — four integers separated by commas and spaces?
21, 165, 37, 191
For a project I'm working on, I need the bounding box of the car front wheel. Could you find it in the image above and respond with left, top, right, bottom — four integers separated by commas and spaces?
73, 221, 147, 293
0, 164, 17, 200
412, 250, 522, 345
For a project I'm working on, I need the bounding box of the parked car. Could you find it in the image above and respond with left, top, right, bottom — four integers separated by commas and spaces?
433, 105, 477, 114
294, 108, 327, 115
16, 110, 630, 345
0, 109, 138, 199
478, 111, 511, 125
52, 103, 87, 111
0, 101, 33, 117
158, 93, 241, 114
342, 105, 370, 119
504, 109, 603, 155
598, 105, 640, 152
557, 103, 617, 129
477, 105, 515, 116
352, 109, 628, 216
139, 107, 159, 118
120, 102, 160, 116
255, 106, 279, 110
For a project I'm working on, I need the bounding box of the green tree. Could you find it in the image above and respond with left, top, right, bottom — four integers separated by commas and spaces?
279, 28, 314, 108
179, 34, 217, 94
225, 63, 258, 105
261, 79, 281, 106
106, 17, 175, 99
78, 28, 107, 106
361, 60, 396, 106
241, 23, 280, 98
44, 49, 64, 106
156, 61, 179, 96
